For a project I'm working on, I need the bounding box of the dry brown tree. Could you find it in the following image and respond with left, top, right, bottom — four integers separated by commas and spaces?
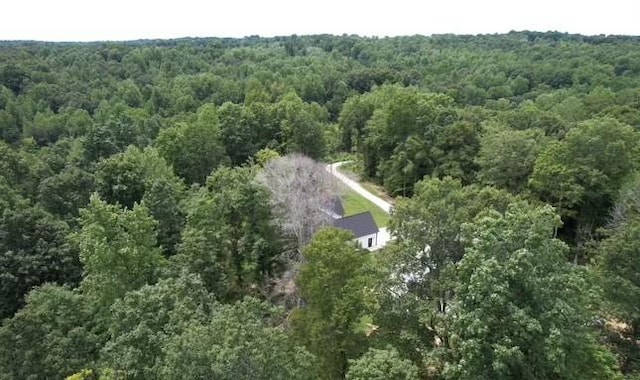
257, 154, 339, 308
257, 153, 338, 261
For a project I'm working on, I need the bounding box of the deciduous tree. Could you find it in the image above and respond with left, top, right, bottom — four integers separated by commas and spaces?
293, 228, 376, 379
346, 347, 419, 380
378, 177, 515, 363
595, 207, 640, 374
477, 125, 549, 193
443, 204, 620, 379
0, 284, 102, 380
37, 166, 94, 220
155, 104, 229, 184
257, 153, 337, 257
0, 205, 81, 319
160, 297, 316, 380
275, 91, 327, 159
75, 195, 165, 307
100, 274, 213, 379
174, 166, 282, 299
94, 146, 182, 209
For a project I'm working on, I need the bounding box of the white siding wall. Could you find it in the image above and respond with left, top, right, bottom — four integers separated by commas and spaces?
356, 233, 378, 251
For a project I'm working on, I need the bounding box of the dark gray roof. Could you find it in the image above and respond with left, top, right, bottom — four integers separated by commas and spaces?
333, 212, 378, 238
326, 196, 344, 217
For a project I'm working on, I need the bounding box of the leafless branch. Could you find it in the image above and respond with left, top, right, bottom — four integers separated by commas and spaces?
256, 153, 338, 262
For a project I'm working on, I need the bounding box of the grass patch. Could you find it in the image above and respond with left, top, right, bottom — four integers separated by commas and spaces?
336, 163, 395, 205
360, 181, 395, 204
341, 188, 390, 227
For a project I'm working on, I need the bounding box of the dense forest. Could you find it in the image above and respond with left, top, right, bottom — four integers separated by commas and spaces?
1, 31, 640, 379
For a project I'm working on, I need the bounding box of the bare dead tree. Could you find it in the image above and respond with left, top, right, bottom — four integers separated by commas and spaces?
608, 179, 640, 230
256, 154, 339, 308
256, 153, 338, 262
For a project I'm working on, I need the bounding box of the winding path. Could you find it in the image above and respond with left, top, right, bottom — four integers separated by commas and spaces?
326, 161, 394, 249
326, 162, 393, 213
326, 161, 393, 213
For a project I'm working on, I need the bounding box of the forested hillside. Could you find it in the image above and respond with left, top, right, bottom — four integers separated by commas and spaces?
1, 32, 640, 379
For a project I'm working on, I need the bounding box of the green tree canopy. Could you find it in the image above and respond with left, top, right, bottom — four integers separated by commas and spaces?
160, 297, 317, 380
0, 284, 102, 380
75, 195, 166, 307
293, 228, 377, 379
94, 146, 182, 209
275, 91, 327, 159
378, 177, 516, 363
173, 166, 282, 299
594, 185, 640, 375
531, 117, 640, 226
443, 204, 620, 379
0, 205, 81, 319
346, 347, 419, 380
155, 103, 229, 184
100, 274, 214, 379
477, 125, 549, 193
37, 166, 94, 221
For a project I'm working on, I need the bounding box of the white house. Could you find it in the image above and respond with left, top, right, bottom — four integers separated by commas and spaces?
333, 211, 380, 251
321, 196, 384, 251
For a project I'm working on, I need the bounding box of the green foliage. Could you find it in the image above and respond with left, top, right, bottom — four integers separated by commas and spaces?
338, 93, 375, 151
501, 101, 568, 137
0, 284, 102, 380
141, 178, 186, 255
0, 205, 81, 319
0, 140, 30, 188
3, 33, 640, 379
65, 109, 94, 137
0, 174, 27, 212
443, 204, 620, 379
37, 166, 94, 220
64, 369, 96, 380
346, 347, 419, 380
81, 116, 153, 165
0, 64, 29, 94
94, 146, 183, 209
174, 166, 282, 299
341, 85, 473, 195
218, 101, 260, 165
155, 104, 230, 184
378, 177, 516, 363
0, 108, 21, 144
23, 108, 66, 145
81, 124, 121, 164
293, 228, 377, 379
75, 195, 166, 307
597, 219, 640, 326
276, 91, 327, 159
100, 274, 214, 379
254, 147, 281, 166
531, 117, 640, 224
363, 87, 457, 180
160, 297, 317, 380
477, 125, 549, 193
430, 120, 481, 184
595, 199, 640, 375
95, 143, 187, 255
94, 150, 148, 208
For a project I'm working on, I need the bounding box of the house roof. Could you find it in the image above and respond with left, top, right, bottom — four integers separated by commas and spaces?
326, 196, 344, 217
333, 211, 379, 238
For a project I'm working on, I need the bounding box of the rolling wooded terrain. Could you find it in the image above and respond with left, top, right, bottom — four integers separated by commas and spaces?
1, 32, 640, 379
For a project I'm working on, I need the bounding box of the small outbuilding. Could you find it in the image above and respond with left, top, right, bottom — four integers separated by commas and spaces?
333, 211, 379, 250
